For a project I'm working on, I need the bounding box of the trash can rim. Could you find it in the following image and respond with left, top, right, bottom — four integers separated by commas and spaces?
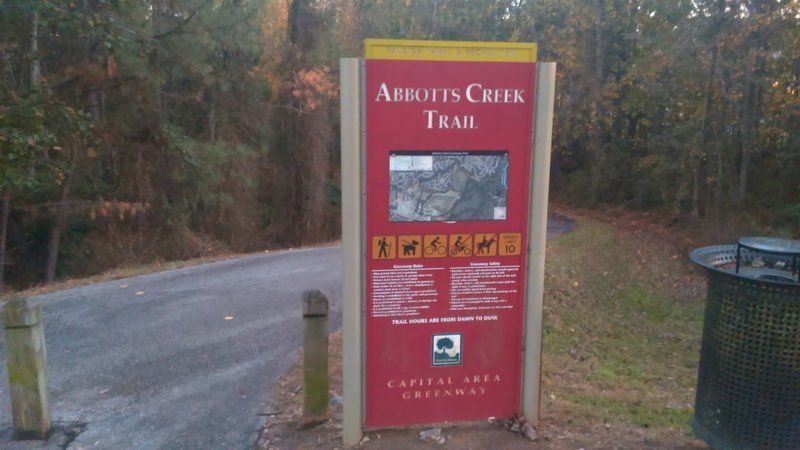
689, 244, 800, 287
738, 236, 800, 256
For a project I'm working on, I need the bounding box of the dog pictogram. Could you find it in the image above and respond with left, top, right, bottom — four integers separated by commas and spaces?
398, 235, 422, 259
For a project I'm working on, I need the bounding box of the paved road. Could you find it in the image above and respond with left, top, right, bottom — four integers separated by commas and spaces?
0, 214, 574, 450
0, 247, 343, 450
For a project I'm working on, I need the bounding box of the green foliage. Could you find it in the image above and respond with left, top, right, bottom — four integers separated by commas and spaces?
161, 124, 260, 223
1, 0, 277, 285
2, 0, 799, 286
0, 88, 92, 193
0, 93, 57, 192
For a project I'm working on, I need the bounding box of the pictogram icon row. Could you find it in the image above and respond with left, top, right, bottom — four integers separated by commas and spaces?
371, 233, 521, 259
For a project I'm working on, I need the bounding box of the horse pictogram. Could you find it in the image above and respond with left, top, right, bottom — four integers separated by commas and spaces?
474, 233, 497, 256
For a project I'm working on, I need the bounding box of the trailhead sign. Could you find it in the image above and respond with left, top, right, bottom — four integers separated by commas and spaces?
340, 39, 556, 442
365, 39, 535, 427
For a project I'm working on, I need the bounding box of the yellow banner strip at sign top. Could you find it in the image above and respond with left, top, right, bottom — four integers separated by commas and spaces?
365, 39, 537, 63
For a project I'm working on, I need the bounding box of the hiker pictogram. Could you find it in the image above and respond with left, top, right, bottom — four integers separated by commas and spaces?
448, 234, 472, 257
474, 233, 498, 256
423, 234, 447, 257
499, 233, 522, 256
372, 236, 396, 259
398, 235, 422, 259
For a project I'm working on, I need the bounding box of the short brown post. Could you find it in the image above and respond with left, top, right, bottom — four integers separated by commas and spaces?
302, 289, 329, 423
2, 297, 52, 440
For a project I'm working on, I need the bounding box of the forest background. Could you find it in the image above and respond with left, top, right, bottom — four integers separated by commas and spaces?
1, 0, 798, 290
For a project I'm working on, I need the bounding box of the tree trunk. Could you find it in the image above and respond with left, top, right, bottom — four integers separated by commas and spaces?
136, 148, 144, 250
589, 0, 606, 204
738, 0, 769, 203
738, 74, 764, 204
738, 70, 753, 203
45, 161, 76, 283
208, 88, 217, 141
711, 0, 725, 222
691, 165, 700, 218
82, 0, 101, 122
153, 0, 164, 121
715, 142, 723, 221
0, 189, 10, 293
30, 12, 40, 88
693, 44, 719, 218
430, 0, 439, 39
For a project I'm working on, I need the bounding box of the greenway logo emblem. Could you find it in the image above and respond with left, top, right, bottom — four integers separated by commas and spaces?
432, 333, 462, 366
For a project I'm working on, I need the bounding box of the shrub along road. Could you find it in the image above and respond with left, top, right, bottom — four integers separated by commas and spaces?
0, 215, 573, 449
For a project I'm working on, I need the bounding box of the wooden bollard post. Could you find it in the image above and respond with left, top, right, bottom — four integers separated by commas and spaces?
302, 289, 329, 423
2, 297, 52, 440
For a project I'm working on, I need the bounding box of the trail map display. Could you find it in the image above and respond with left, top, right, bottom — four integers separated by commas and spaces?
389, 151, 509, 222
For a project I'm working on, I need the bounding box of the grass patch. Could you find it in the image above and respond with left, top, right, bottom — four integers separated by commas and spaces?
564, 394, 693, 429
542, 217, 705, 436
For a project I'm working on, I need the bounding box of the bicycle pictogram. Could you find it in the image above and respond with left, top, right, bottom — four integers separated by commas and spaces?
424, 235, 447, 256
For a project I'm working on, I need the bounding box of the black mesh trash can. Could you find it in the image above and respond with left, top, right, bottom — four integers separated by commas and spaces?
690, 238, 800, 450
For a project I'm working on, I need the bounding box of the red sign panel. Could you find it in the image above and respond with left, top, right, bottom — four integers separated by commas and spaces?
364, 44, 536, 428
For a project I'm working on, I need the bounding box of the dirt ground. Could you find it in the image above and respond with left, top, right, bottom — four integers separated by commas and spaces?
257, 208, 713, 449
